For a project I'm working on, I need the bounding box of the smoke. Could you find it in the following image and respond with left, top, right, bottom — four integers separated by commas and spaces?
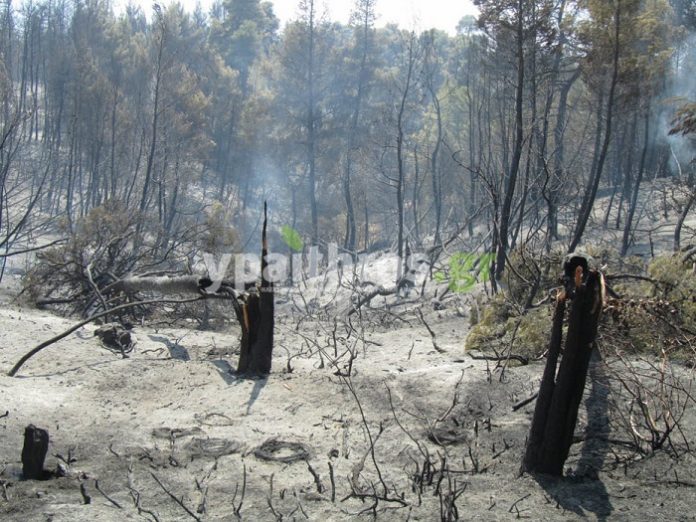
662, 31, 696, 171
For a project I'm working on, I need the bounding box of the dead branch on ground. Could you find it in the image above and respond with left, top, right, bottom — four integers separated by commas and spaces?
150, 472, 202, 522
416, 309, 446, 353
340, 375, 408, 512
348, 284, 399, 316
8, 296, 210, 376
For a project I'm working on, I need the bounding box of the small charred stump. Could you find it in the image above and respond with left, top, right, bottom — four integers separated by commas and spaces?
22, 425, 50, 480
235, 202, 274, 376
522, 256, 604, 476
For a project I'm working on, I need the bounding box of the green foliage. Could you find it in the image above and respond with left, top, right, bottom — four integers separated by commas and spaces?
466, 293, 552, 359
466, 293, 512, 349
503, 247, 564, 307
435, 252, 494, 293
601, 254, 696, 359
214, 0, 278, 77
280, 225, 304, 252
515, 307, 553, 355
647, 254, 696, 330
468, 251, 696, 363
581, 0, 676, 103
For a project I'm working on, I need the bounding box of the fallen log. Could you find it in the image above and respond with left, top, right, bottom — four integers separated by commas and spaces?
348, 284, 398, 316
8, 296, 208, 376
9, 204, 274, 378
109, 275, 245, 296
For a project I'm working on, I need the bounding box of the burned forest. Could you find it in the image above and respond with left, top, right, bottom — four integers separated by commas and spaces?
1, 0, 696, 520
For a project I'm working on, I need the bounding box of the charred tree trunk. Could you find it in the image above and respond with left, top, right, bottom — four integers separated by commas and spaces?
427, 74, 443, 246
236, 202, 274, 376
342, 1, 372, 253
494, 0, 525, 282
615, 113, 638, 230
395, 34, 416, 281
569, 1, 621, 252
139, 9, 165, 221
621, 110, 650, 255
412, 147, 421, 245
364, 197, 370, 250
522, 256, 603, 476
306, 0, 319, 245
674, 189, 696, 252
22, 424, 49, 480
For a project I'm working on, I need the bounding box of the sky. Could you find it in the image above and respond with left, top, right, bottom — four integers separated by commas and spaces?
271, 0, 479, 34
119, 0, 479, 35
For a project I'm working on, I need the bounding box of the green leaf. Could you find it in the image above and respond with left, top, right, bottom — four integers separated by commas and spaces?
451, 273, 476, 293
477, 253, 495, 282
281, 225, 304, 252
437, 251, 496, 294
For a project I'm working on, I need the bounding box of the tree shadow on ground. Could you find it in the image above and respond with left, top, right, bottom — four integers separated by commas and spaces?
535, 473, 613, 521
534, 349, 613, 520
147, 334, 190, 361
244, 377, 268, 414
210, 359, 237, 384
207, 359, 268, 414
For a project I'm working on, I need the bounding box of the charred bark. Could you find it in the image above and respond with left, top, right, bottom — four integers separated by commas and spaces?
22, 424, 50, 480
522, 256, 603, 476
9, 204, 271, 377
494, 0, 525, 282
621, 110, 650, 255
236, 202, 274, 376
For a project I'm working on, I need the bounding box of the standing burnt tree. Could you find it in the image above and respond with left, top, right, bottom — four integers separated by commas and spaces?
234, 202, 275, 376
522, 255, 604, 476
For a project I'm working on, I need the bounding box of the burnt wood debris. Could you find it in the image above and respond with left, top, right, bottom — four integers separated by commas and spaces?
8, 203, 275, 378
522, 254, 604, 476
235, 202, 275, 376
21, 424, 50, 480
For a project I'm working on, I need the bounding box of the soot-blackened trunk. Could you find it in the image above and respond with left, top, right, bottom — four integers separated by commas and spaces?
522, 259, 603, 476
22, 424, 49, 480
236, 203, 274, 376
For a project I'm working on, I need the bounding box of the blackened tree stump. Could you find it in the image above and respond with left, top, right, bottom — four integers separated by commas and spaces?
235, 202, 274, 376
22, 424, 50, 480
522, 256, 604, 476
